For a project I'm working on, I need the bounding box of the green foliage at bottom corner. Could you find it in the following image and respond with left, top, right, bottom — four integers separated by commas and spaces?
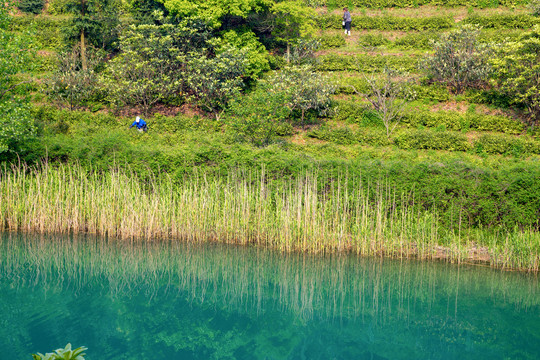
393, 129, 472, 151
32, 343, 87, 360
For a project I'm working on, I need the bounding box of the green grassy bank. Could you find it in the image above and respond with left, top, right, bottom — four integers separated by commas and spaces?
2, 163, 538, 271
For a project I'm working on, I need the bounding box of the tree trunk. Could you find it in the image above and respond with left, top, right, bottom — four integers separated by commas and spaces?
286, 43, 290, 64
81, 29, 87, 71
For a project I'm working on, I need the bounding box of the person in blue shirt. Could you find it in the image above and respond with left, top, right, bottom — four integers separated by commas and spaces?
129, 116, 148, 132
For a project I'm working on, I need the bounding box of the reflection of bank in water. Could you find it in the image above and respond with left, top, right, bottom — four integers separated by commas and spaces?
1, 233, 538, 321
1, 233, 539, 359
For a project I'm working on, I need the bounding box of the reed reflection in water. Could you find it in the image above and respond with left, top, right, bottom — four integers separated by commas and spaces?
0, 233, 539, 360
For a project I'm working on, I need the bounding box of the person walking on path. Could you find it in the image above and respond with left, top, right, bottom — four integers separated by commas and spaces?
129, 116, 148, 132
343, 7, 352, 36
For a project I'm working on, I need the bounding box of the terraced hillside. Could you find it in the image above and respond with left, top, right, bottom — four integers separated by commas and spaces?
307, 5, 540, 156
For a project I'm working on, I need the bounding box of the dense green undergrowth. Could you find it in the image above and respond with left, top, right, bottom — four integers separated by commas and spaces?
9, 106, 538, 236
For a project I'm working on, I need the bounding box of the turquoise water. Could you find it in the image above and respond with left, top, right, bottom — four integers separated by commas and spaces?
0, 233, 539, 360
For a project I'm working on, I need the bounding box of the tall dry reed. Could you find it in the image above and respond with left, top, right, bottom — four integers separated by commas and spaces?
0, 163, 538, 270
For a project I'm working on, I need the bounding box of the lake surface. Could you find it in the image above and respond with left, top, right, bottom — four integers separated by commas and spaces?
1, 233, 539, 360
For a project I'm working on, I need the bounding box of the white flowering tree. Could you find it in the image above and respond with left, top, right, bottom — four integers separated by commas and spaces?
100, 24, 184, 115
186, 46, 247, 121
266, 65, 335, 126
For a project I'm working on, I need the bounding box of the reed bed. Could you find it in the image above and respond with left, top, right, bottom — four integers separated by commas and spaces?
1, 163, 539, 271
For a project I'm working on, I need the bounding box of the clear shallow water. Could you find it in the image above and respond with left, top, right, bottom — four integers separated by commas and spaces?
0, 233, 539, 360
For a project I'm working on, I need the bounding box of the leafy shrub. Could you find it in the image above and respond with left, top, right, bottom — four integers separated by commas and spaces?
321, 0, 528, 8
317, 54, 356, 71
331, 100, 364, 123
317, 33, 346, 49
17, 0, 45, 14
47, 45, 104, 110
9, 15, 66, 49
471, 114, 524, 134
288, 38, 321, 66
308, 125, 358, 144
411, 84, 451, 102
333, 76, 370, 95
402, 110, 525, 134
218, 30, 270, 78
266, 65, 336, 124
490, 25, 540, 128
356, 128, 391, 146
530, 0, 540, 16
307, 125, 390, 146
32, 106, 119, 134
47, 0, 72, 14
127, 0, 167, 22
184, 47, 248, 120
227, 85, 291, 146
101, 24, 193, 115
394, 129, 472, 151
32, 344, 87, 360
393, 31, 440, 50
316, 14, 454, 31
478, 29, 522, 44
318, 53, 418, 72
357, 33, 390, 47
474, 134, 540, 155
462, 14, 540, 29
421, 25, 492, 93
331, 99, 380, 125
0, 101, 36, 159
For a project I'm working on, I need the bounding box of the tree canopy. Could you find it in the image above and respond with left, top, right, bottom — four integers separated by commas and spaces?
162, 0, 273, 27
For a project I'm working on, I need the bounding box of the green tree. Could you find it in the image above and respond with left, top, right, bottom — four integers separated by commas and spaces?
358, 68, 416, 137
270, 1, 316, 63
48, 45, 103, 110
186, 46, 248, 120
217, 29, 270, 79
100, 24, 185, 115
490, 25, 540, 129
162, 0, 271, 28
228, 84, 290, 146
266, 65, 335, 125
421, 25, 492, 94
125, 0, 167, 23
64, 0, 120, 70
